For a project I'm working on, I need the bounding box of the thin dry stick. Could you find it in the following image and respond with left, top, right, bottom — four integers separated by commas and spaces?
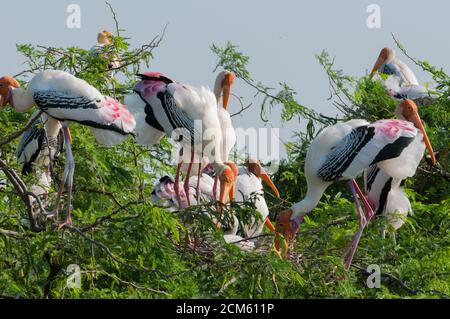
0, 111, 43, 147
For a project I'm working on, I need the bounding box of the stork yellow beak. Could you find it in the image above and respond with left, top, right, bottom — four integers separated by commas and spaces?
369, 55, 384, 79
409, 109, 436, 166
222, 72, 234, 109
259, 170, 280, 198
67, 128, 73, 144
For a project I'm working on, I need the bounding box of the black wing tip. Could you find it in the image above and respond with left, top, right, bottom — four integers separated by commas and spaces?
136, 73, 173, 84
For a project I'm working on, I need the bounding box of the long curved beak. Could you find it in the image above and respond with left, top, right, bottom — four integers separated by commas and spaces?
222, 73, 234, 109
369, 56, 385, 79
259, 168, 280, 198
67, 128, 73, 144
219, 170, 234, 206
410, 110, 436, 166
264, 217, 276, 233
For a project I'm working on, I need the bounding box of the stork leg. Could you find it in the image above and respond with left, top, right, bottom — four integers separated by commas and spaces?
343, 179, 368, 269
213, 175, 219, 200
174, 148, 183, 208
52, 126, 74, 228
183, 149, 195, 207
195, 160, 202, 203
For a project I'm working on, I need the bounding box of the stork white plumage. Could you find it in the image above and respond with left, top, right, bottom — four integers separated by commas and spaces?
369, 47, 430, 100
90, 30, 122, 71
0, 70, 136, 227
211, 70, 237, 198
364, 165, 412, 243
17, 112, 64, 202
275, 100, 436, 269
235, 160, 279, 237
131, 72, 235, 210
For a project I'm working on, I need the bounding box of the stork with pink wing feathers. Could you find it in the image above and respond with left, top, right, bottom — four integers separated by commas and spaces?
0, 70, 136, 227
128, 72, 236, 211
275, 99, 436, 268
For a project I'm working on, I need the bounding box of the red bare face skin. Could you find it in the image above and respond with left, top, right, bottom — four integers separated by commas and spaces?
0, 76, 20, 108
275, 209, 297, 242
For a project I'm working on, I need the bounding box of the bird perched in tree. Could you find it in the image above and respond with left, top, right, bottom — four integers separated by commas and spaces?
369, 47, 431, 101
275, 99, 435, 269
364, 165, 412, 244
0, 70, 136, 227
90, 30, 122, 71
129, 72, 235, 213
16, 112, 64, 202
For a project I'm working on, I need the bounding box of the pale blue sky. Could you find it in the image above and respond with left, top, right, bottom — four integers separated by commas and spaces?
3, 0, 450, 159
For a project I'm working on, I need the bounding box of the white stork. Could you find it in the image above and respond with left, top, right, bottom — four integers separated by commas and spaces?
369, 47, 430, 100
130, 72, 234, 210
0, 70, 136, 227
275, 99, 435, 269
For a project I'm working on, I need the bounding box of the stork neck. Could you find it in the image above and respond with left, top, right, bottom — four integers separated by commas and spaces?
11, 87, 34, 113
213, 77, 223, 107
393, 58, 419, 86
291, 185, 326, 219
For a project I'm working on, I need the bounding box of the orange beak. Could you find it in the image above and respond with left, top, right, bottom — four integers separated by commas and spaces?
264, 217, 276, 233
259, 169, 280, 198
67, 128, 73, 144
409, 109, 436, 166
369, 55, 385, 79
221, 72, 234, 110
219, 168, 235, 206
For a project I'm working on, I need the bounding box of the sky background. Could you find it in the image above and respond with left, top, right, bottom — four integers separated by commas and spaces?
3, 0, 450, 160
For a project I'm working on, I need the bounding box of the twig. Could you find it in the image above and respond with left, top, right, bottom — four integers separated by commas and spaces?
85, 269, 171, 296
66, 225, 186, 278
80, 199, 144, 231
352, 263, 449, 298
0, 111, 43, 147
105, 1, 120, 37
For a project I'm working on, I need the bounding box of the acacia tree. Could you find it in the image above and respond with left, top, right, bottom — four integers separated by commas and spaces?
0, 4, 448, 298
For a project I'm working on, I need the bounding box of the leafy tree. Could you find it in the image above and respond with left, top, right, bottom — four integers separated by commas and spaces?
0, 5, 448, 299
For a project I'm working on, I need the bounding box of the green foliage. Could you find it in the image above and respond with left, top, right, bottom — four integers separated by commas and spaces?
0, 15, 449, 299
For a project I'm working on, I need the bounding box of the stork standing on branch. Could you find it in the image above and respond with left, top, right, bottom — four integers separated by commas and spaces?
275, 99, 436, 269
0, 70, 136, 227
129, 72, 235, 210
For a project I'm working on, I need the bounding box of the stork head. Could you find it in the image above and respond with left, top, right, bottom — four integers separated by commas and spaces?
97, 30, 113, 45
246, 159, 280, 198
274, 209, 303, 251
397, 99, 436, 166
214, 70, 235, 109
369, 47, 396, 79
0, 76, 20, 109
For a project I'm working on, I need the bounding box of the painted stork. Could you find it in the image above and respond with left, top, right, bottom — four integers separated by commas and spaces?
211, 70, 237, 199
90, 30, 122, 71
275, 99, 435, 269
364, 165, 412, 243
0, 70, 136, 227
17, 112, 64, 200
235, 159, 279, 237
369, 47, 430, 100
131, 72, 234, 210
